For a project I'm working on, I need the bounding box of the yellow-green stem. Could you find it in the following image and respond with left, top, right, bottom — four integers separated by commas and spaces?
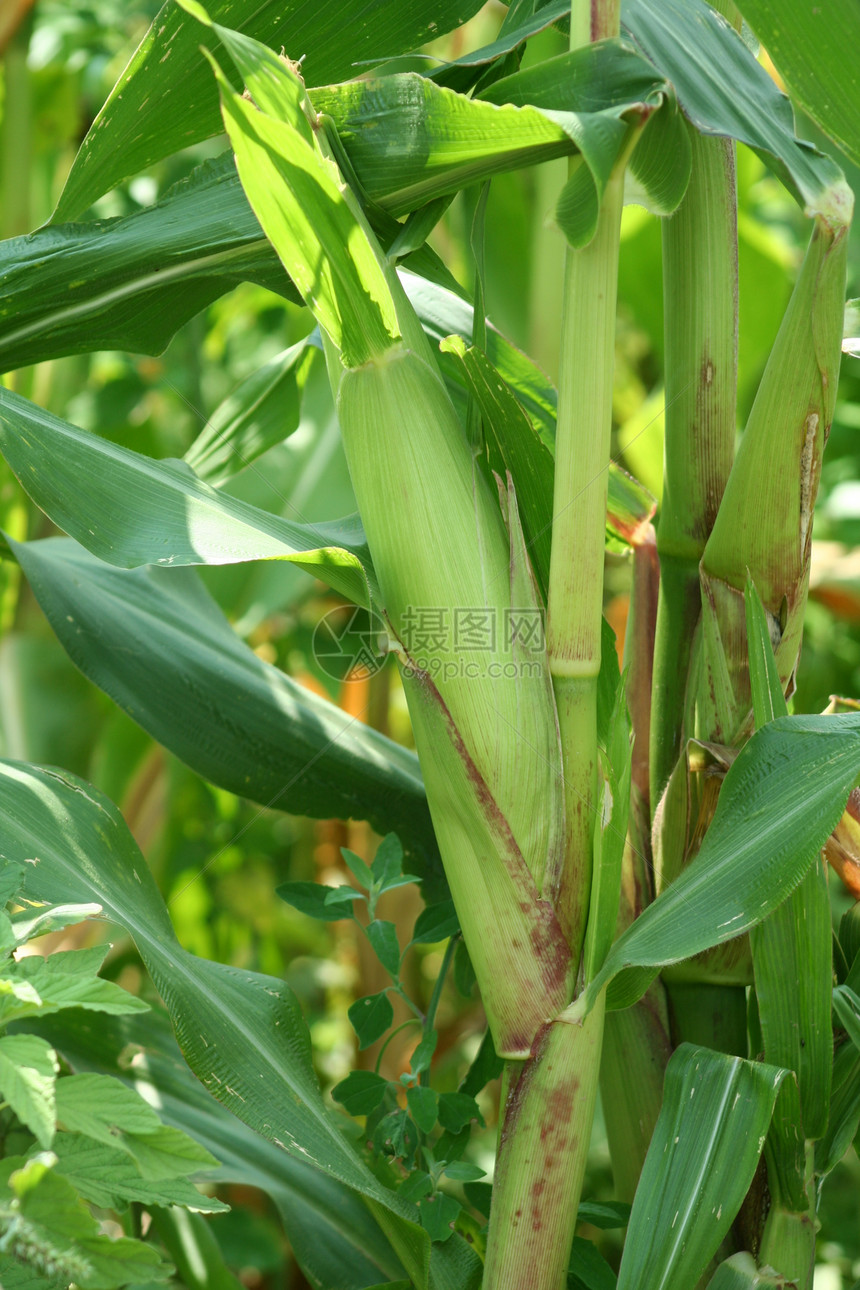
548, 170, 624, 956
484, 993, 606, 1290
650, 125, 738, 801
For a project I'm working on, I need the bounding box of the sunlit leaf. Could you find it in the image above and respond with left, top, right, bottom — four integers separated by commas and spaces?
616, 1045, 789, 1290
0, 390, 374, 608
579, 714, 860, 1012
54, 0, 489, 221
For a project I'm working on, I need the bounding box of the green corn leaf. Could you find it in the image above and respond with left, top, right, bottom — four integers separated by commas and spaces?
432, 0, 570, 90
0, 389, 374, 608
317, 40, 672, 247
313, 73, 575, 217
184, 340, 316, 485
349, 993, 395, 1050
706, 1252, 794, 1287
440, 334, 554, 598
432, 320, 655, 563
744, 579, 787, 726
0, 1034, 58, 1149
701, 217, 848, 738
0, 862, 23, 907
192, 15, 402, 368
3, 0, 846, 376
579, 714, 860, 1014
10, 537, 441, 890
747, 577, 832, 1142
148, 1209, 245, 1290
0, 154, 295, 376
0, 760, 451, 1290
583, 679, 633, 984
815, 1035, 860, 1179
752, 858, 832, 1144
34, 1007, 410, 1290
402, 272, 557, 445
834, 983, 860, 1054
479, 41, 687, 241
53, 0, 488, 222
730, 0, 860, 171
841, 902, 860, 975
622, 0, 851, 221
615, 1045, 789, 1290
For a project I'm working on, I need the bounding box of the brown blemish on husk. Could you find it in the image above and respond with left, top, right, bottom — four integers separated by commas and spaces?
405, 658, 572, 1004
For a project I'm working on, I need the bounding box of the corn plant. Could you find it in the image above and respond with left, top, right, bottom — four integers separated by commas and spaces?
1, 0, 860, 1287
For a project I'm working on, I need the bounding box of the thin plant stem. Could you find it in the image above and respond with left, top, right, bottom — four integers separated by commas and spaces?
419, 936, 457, 1087
547, 0, 623, 961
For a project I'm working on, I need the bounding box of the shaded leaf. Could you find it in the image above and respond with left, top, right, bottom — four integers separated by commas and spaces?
341, 848, 374, 890
276, 882, 360, 923
49, 1133, 226, 1212
406, 1086, 438, 1134
10, 538, 441, 891
55, 1074, 219, 1179
332, 1071, 390, 1118
568, 1236, 617, 1290
349, 993, 394, 1050
440, 1163, 485, 1183
411, 902, 460, 946
418, 1192, 461, 1244
576, 1201, 632, 1231
0, 947, 149, 1027
408, 1029, 438, 1077
747, 578, 832, 1142
366, 921, 402, 977
372, 835, 406, 887
0, 154, 295, 375
184, 340, 315, 485
437, 1094, 483, 1135
0, 760, 441, 1289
